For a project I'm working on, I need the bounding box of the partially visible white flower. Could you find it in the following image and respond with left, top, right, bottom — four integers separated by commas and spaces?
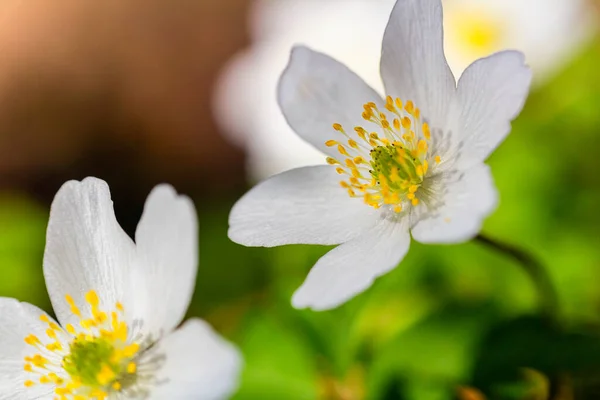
214, 0, 395, 181
229, 0, 532, 311
443, 0, 595, 81
0, 178, 241, 399
214, 0, 594, 182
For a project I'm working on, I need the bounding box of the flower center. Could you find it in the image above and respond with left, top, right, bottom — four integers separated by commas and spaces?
23, 290, 140, 399
326, 96, 441, 213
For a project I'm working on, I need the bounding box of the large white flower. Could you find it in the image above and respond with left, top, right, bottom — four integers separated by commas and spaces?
229, 0, 532, 311
0, 178, 241, 399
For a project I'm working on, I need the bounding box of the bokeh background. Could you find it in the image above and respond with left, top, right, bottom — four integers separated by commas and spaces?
2, 0, 600, 399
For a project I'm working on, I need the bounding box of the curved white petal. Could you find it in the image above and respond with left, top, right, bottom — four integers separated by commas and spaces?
453, 51, 532, 170
0, 298, 60, 399
292, 216, 410, 311
229, 166, 378, 247
411, 163, 498, 244
380, 0, 456, 128
277, 46, 384, 156
132, 185, 198, 340
146, 318, 242, 400
43, 178, 137, 329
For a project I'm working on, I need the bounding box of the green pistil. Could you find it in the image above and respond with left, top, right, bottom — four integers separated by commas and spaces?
63, 337, 121, 387
369, 144, 423, 192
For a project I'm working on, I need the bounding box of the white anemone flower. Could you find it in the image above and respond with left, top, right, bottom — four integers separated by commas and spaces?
0, 178, 241, 399
229, 0, 532, 311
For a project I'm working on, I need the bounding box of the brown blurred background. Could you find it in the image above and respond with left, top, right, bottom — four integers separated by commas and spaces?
0, 0, 250, 226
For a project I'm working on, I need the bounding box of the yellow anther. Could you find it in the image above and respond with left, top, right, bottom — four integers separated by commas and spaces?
417, 139, 428, 153
381, 119, 390, 129
335, 167, 345, 175
24, 334, 40, 345
337, 144, 349, 156
127, 363, 137, 374
40, 315, 50, 323
369, 132, 379, 140
340, 181, 350, 189
393, 205, 403, 213
85, 290, 100, 308
326, 157, 339, 165
332, 123, 343, 131
409, 185, 418, 194
325, 140, 337, 147
65, 295, 81, 317
362, 111, 371, 120
411, 198, 420, 206
405, 100, 414, 114
395, 97, 403, 109
423, 123, 431, 140
347, 188, 356, 197
65, 324, 76, 335
423, 160, 429, 174
416, 165, 424, 177
112, 382, 122, 391
385, 95, 395, 112
393, 118, 400, 130
353, 156, 364, 164
407, 193, 415, 200
435, 155, 441, 164
415, 108, 420, 119
348, 139, 359, 149
354, 126, 367, 140
401, 117, 411, 129
24, 380, 35, 387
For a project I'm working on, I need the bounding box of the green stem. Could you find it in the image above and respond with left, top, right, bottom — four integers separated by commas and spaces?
475, 233, 558, 320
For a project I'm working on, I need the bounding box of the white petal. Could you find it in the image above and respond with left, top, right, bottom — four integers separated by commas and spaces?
277, 46, 384, 156
411, 163, 498, 244
146, 318, 242, 400
132, 185, 198, 340
0, 298, 60, 399
229, 166, 378, 247
453, 51, 532, 170
43, 178, 137, 328
380, 0, 456, 128
292, 217, 410, 311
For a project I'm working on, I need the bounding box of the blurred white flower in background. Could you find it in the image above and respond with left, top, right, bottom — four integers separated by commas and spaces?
214, 0, 596, 182
443, 0, 596, 80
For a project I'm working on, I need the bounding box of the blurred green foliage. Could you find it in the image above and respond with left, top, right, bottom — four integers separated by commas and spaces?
3, 40, 600, 400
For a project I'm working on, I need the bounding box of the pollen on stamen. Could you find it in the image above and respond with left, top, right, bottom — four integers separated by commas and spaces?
23, 291, 142, 397
325, 96, 443, 213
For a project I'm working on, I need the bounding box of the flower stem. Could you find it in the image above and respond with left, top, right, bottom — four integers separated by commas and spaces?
474, 233, 558, 320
